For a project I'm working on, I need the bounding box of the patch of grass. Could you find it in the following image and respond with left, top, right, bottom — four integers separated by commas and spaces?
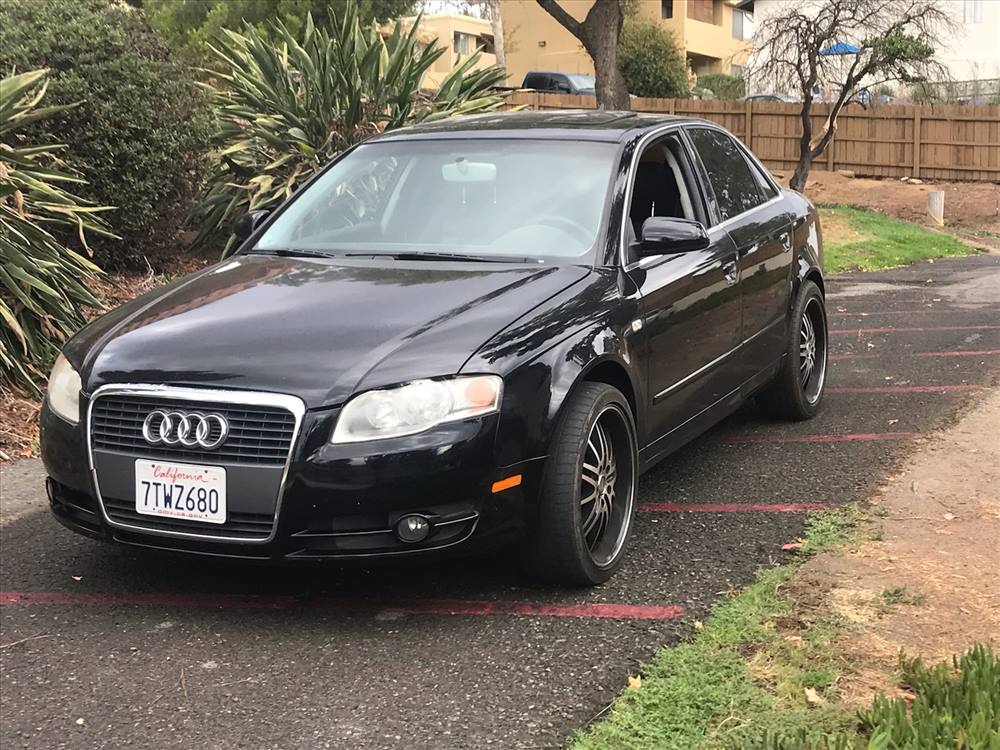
571, 505, 873, 750
573, 503, 998, 749
819, 205, 975, 273
880, 585, 926, 607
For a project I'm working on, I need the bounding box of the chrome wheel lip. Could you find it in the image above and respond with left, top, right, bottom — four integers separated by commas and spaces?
800, 297, 827, 405
579, 404, 636, 569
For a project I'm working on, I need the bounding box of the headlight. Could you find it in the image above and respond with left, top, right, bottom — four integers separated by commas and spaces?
46, 354, 82, 424
330, 375, 502, 444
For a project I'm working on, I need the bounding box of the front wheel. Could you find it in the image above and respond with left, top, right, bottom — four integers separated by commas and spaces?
526, 383, 638, 586
759, 279, 828, 420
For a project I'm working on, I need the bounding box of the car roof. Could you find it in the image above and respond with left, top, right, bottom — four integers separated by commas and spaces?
369, 110, 705, 144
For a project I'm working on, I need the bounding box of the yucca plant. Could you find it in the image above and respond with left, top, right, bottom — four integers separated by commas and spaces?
192, 1, 511, 254
1, 69, 113, 394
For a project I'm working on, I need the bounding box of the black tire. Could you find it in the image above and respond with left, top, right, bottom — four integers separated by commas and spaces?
758, 280, 828, 421
525, 382, 638, 586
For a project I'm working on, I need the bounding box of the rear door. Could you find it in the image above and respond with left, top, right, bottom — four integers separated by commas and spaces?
685, 127, 794, 382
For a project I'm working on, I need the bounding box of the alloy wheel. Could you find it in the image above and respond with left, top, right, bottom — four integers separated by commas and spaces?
579, 405, 636, 568
799, 297, 827, 405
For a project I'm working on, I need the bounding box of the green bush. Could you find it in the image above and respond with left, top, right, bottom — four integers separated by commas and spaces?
146, 0, 419, 65
617, 17, 688, 99
192, 3, 510, 255
698, 73, 746, 101
1, 70, 112, 393
0, 0, 212, 269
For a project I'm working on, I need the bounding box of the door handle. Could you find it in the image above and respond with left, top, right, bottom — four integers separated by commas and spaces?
723, 260, 738, 285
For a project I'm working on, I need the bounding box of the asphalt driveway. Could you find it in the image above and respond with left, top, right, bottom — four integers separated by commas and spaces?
2, 255, 998, 750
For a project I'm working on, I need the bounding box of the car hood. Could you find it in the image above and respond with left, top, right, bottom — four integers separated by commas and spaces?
72, 255, 591, 409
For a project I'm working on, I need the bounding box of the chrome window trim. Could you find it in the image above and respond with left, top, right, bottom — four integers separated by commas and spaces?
86, 383, 306, 544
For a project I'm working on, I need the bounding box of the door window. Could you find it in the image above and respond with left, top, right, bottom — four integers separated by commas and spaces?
687, 127, 764, 222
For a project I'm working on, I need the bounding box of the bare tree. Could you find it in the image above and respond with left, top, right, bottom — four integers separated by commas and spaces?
747, 0, 952, 191
536, 0, 630, 110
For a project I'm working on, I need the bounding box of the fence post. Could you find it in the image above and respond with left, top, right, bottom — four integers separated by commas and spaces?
912, 111, 922, 179
744, 100, 753, 149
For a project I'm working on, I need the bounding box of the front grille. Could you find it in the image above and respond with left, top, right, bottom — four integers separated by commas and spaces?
91, 395, 296, 466
102, 496, 274, 540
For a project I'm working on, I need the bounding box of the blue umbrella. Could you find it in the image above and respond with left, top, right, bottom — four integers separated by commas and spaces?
820, 42, 863, 56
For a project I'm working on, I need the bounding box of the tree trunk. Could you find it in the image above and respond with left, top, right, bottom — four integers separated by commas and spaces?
579, 0, 630, 110
485, 0, 506, 71
536, 0, 631, 111
790, 152, 813, 192
790, 98, 815, 192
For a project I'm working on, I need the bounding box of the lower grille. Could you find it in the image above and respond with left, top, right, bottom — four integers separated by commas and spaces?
102, 496, 274, 540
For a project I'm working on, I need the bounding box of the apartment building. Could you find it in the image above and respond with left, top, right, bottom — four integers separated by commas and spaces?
500, 0, 752, 85
395, 13, 498, 88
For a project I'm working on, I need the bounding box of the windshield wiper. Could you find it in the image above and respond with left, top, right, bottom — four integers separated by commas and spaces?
344, 251, 536, 264
246, 248, 338, 259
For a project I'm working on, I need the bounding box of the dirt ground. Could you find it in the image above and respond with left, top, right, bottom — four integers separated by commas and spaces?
797, 170, 1000, 247
791, 389, 1000, 705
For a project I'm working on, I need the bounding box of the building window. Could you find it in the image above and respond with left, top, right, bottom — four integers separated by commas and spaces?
731, 64, 744, 78
661, 0, 673, 19
964, 0, 982, 23
732, 9, 753, 40
453, 31, 473, 55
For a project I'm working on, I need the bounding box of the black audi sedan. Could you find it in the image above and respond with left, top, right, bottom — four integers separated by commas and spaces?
41, 111, 827, 585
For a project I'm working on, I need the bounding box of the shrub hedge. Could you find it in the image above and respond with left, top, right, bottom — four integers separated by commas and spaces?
617, 16, 689, 99
0, 0, 213, 269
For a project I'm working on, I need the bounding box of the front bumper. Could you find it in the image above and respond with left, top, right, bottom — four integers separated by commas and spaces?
41, 389, 545, 561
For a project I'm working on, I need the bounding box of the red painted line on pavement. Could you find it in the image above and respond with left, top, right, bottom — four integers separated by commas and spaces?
0, 591, 684, 621
826, 385, 981, 394
829, 353, 881, 361
726, 432, 918, 445
639, 502, 828, 513
831, 325, 1000, 335
915, 350, 1000, 358
829, 309, 944, 317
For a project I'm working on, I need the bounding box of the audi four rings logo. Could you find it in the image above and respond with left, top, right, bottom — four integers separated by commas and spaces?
141, 410, 230, 450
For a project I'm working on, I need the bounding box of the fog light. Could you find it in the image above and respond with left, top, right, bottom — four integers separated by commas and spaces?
395, 514, 431, 543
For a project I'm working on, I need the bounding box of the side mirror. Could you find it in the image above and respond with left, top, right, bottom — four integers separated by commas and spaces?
637, 217, 710, 256
233, 209, 270, 243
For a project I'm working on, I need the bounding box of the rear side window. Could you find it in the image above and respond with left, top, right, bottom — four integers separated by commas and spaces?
687, 127, 764, 222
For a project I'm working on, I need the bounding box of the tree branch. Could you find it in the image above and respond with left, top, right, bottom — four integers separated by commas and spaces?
535, 0, 581, 39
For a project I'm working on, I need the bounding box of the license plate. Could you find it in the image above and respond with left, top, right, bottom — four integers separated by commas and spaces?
134, 459, 226, 524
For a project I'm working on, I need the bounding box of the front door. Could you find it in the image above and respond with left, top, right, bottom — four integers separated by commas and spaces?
623, 133, 742, 462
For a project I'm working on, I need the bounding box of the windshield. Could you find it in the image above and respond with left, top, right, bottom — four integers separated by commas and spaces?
567, 74, 596, 90
253, 139, 618, 263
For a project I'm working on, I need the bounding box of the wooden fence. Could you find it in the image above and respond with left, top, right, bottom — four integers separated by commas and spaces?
504, 92, 1000, 183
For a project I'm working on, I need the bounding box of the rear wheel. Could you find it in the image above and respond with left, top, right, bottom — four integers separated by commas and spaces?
759, 280, 828, 420
526, 383, 637, 586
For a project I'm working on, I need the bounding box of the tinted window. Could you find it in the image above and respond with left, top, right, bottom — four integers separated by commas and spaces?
687, 128, 764, 222
746, 155, 778, 200
523, 73, 549, 90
